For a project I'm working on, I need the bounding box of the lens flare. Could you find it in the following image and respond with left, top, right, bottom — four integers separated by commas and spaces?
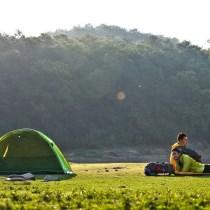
116, 91, 126, 101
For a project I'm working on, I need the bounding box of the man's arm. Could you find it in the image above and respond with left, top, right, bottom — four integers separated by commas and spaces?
182, 148, 202, 162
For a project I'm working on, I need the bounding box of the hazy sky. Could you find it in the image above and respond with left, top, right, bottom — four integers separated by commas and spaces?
0, 0, 209, 48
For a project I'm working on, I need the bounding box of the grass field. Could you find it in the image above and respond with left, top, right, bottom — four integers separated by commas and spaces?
1, 163, 210, 209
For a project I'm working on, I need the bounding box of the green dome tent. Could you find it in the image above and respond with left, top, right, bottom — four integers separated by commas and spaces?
0, 128, 73, 174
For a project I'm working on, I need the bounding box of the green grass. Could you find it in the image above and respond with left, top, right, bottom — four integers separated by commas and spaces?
1, 163, 210, 209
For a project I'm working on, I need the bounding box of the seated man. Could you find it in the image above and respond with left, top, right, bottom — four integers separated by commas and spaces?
170, 132, 202, 169
171, 148, 210, 173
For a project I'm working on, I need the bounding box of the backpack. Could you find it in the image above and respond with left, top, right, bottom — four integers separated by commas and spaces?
144, 162, 174, 176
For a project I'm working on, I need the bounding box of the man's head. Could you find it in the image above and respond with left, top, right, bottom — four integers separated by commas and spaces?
171, 148, 182, 160
177, 132, 188, 146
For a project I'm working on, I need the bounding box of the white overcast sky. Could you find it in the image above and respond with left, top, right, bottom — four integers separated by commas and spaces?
0, 0, 209, 48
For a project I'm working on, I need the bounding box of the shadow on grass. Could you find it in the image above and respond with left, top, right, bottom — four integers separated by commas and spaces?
147, 173, 210, 177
